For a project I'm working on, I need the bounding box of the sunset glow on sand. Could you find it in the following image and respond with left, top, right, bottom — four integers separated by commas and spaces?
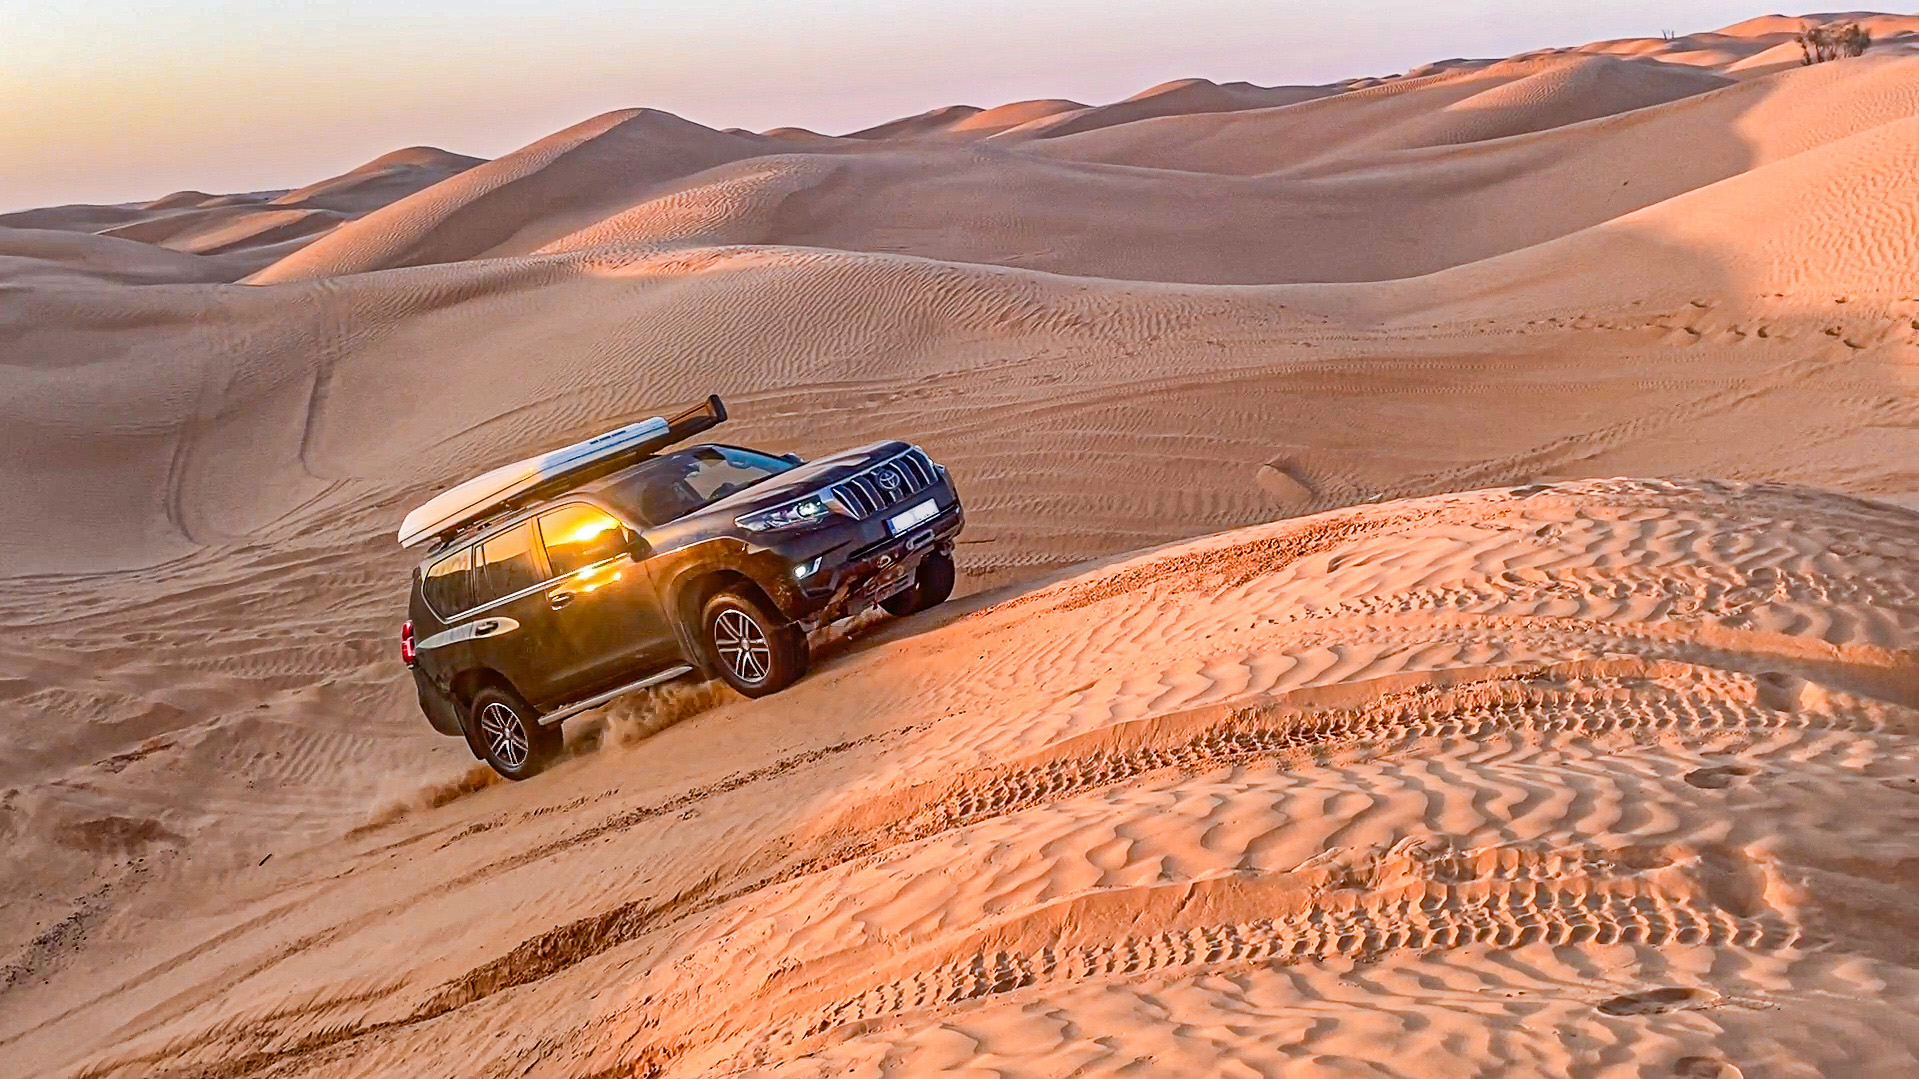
2, 8, 1916, 1079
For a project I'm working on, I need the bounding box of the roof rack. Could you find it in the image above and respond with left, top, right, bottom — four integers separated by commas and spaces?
402, 395, 727, 552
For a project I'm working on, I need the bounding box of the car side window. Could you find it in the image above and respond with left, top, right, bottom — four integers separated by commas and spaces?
475, 522, 544, 603
422, 547, 474, 616
606, 446, 793, 525
538, 504, 627, 577
681, 447, 780, 503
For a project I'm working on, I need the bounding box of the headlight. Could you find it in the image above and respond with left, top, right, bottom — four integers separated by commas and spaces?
736, 495, 834, 532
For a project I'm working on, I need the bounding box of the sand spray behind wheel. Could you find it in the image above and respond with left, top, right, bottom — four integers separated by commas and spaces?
583, 679, 739, 752
356, 681, 730, 829
578, 608, 893, 753
360, 608, 893, 830
360, 761, 505, 831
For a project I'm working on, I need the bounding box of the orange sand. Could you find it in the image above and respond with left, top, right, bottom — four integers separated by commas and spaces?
2, 12, 1916, 1079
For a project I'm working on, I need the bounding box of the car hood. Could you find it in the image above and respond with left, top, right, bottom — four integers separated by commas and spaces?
677, 441, 911, 521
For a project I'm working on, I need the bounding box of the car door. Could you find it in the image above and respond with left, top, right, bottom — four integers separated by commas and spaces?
532, 501, 678, 701
464, 519, 572, 708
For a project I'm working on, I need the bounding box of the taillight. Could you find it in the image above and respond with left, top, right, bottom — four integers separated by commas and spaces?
400, 620, 417, 667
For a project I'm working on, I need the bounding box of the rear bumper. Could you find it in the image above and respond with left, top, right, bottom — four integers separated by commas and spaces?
413, 668, 466, 736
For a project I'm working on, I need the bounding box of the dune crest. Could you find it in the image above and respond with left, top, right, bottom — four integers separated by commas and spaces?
269, 145, 484, 214
0, 147, 482, 281
246, 110, 766, 283
227, 45, 1919, 287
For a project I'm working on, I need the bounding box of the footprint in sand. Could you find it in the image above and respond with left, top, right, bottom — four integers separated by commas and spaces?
1596, 986, 1719, 1016
1753, 671, 1805, 712
1683, 764, 1759, 790
1254, 461, 1316, 507
1674, 1056, 1744, 1078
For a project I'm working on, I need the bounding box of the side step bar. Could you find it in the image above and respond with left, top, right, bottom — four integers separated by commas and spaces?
537, 665, 697, 726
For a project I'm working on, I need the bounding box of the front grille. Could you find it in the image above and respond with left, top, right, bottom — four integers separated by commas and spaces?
831, 448, 939, 518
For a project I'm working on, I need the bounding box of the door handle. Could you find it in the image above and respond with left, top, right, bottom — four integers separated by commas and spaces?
473, 619, 502, 637
548, 591, 574, 610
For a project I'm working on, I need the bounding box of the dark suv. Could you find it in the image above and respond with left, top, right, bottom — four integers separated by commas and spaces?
400, 397, 963, 778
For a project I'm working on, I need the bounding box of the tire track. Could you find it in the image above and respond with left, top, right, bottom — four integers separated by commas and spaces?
732, 838, 1797, 1062
408, 656, 1896, 1028
48, 484, 1916, 1079
816, 655, 1910, 855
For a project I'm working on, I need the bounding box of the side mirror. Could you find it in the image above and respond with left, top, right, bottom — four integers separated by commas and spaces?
779, 452, 804, 466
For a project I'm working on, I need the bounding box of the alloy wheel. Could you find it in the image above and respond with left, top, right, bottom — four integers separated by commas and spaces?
713, 608, 773, 683
478, 700, 530, 769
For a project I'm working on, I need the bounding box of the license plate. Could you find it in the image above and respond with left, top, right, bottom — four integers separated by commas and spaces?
886, 499, 938, 536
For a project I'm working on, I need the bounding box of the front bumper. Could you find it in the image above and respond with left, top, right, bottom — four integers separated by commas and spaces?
761, 485, 964, 626
804, 504, 962, 623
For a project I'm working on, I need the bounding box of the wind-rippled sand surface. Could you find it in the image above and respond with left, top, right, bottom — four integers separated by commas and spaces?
2, 13, 1917, 1079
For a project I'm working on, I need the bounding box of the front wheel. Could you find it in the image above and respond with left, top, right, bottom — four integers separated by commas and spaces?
881, 550, 956, 617
468, 685, 562, 780
703, 588, 808, 698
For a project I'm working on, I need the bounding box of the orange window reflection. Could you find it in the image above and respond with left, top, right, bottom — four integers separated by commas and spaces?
538, 504, 627, 577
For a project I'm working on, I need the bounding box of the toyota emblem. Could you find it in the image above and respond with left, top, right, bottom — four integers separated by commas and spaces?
876, 467, 902, 494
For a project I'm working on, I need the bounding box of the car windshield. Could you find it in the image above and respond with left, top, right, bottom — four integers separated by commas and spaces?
604, 446, 793, 526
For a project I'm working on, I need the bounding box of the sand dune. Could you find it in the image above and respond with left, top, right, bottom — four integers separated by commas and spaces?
840, 98, 1095, 140
844, 103, 990, 139
1380, 106, 1919, 318
248, 111, 765, 282
1362, 55, 1735, 150
99, 205, 344, 255
843, 81, 1339, 143
1568, 11, 1917, 69
0, 228, 234, 286
1027, 48, 1905, 175
988, 77, 1343, 140
6, 482, 1913, 1078
947, 97, 1089, 135
3, 12, 1918, 1079
239, 51, 1919, 287
0, 146, 481, 281
269, 146, 483, 214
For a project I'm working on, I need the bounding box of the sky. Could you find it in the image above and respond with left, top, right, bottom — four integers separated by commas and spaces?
1, 0, 1776, 211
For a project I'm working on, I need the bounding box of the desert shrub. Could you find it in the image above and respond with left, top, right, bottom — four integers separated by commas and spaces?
1798, 22, 1871, 65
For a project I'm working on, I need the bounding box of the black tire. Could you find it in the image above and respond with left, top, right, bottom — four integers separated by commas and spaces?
881, 550, 956, 617
468, 685, 561, 780
703, 587, 807, 698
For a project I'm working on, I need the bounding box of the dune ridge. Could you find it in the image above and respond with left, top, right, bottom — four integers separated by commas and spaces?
0, 147, 482, 280
230, 49, 1919, 288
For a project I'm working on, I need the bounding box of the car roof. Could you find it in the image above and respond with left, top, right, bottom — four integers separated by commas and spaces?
414, 443, 753, 569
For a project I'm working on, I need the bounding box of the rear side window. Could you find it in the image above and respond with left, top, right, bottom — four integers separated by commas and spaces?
422, 548, 474, 616
476, 522, 544, 603
538, 504, 626, 577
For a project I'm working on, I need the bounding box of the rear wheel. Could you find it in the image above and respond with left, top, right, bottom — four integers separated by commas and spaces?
468, 685, 561, 780
703, 588, 807, 697
881, 550, 956, 617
